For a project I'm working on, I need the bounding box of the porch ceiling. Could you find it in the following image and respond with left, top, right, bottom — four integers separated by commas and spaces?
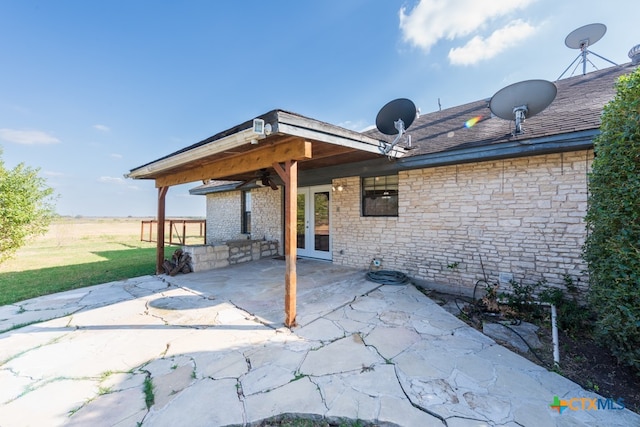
126, 110, 406, 188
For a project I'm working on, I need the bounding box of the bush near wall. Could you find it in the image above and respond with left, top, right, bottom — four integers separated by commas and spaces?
584, 67, 640, 373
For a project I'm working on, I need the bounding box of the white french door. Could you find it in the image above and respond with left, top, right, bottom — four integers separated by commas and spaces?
297, 185, 332, 260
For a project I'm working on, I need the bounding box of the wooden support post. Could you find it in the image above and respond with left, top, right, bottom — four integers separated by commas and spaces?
156, 186, 169, 274
273, 160, 298, 327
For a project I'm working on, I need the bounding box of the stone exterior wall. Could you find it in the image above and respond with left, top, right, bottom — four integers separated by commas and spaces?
182, 240, 279, 272
227, 240, 279, 265
202, 151, 592, 295
332, 151, 593, 296
205, 191, 243, 242
182, 244, 230, 272
251, 187, 283, 247
205, 187, 283, 255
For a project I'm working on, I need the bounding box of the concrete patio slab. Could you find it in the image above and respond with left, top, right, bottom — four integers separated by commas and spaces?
0, 258, 638, 426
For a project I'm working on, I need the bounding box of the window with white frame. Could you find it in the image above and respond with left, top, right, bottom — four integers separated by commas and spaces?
362, 175, 398, 217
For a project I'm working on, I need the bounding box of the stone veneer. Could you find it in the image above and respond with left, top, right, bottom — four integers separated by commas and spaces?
202, 150, 592, 296
205, 187, 282, 251
182, 240, 279, 272
196, 186, 283, 272
332, 150, 593, 296
204, 191, 242, 242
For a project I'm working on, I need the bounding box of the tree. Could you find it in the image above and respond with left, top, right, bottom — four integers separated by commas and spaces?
584, 67, 640, 372
0, 148, 57, 264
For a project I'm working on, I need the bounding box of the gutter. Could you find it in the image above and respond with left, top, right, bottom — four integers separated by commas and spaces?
397, 129, 599, 170
126, 110, 406, 181
126, 127, 259, 179
189, 129, 599, 195
189, 182, 243, 196
274, 111, 407, 158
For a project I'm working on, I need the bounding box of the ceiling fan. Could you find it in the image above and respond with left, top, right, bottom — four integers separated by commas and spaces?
236, 168, 279, 190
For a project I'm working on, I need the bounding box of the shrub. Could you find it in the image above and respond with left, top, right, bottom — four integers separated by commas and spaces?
539, 276, 594, 337
0, 149, 56, 264
500, 279, 545, 321
584, 67, 640, 372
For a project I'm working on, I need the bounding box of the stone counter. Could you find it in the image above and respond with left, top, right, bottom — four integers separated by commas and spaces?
182, 240, 279, 272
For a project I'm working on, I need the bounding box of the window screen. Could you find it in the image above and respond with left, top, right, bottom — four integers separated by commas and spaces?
362, 175, 398, 217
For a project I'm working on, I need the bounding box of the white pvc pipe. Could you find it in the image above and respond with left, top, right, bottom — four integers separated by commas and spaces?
551, 304, 560, 367
493, 298, 561, 367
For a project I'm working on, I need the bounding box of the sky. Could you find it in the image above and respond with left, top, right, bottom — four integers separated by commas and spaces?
0, 0, 637, 217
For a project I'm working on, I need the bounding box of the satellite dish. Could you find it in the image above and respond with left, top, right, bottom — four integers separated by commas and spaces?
489, 80, 557, 135
376, 98, 416, 135
558, 23, 617, 80
565, 23, 606, 49
375, 98, 417, 154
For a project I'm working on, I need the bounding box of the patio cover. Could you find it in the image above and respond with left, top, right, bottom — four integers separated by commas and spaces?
126, 109, 406, 327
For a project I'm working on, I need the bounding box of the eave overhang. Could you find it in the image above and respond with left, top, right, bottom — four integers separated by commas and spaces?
126, 110, 406, 186
190, 128, 599, 196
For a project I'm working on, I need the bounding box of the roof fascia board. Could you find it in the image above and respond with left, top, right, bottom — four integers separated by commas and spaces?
275, 112, 407, 158
276, 111, 381, 145
127, 127, 257, 179
189, 182, 242, 195
127, 110, 406, 180
398, 130, 598, 170
275, 122, 406, 158
189, 130, 599, 195
294, 129, 599, 182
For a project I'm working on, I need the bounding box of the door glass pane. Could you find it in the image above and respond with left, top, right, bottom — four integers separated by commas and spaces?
242, 191, 251, 234
314, 192, 330, 251
297, 194, 306, 249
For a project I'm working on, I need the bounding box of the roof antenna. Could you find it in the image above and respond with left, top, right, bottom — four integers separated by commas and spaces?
375, 98, 418, 156
558, 23, 617, 80
438, 98, 442, 111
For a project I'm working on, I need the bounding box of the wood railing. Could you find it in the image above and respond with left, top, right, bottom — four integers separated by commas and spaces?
141, 219, 206, 246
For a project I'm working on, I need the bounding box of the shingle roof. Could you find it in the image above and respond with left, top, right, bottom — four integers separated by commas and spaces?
366, 63, 636, 157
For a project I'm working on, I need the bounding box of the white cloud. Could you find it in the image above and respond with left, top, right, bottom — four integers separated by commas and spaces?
93, 124, 110, 132
399, 0, 537, 62
110, 153, 123, 159
448, 20, 537, 65
98, 176, 125, 184
0, 128, 60, 145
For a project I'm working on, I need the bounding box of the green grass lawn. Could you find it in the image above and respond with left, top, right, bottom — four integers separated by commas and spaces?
0, 217, 191, 306
0, 246, 174, 306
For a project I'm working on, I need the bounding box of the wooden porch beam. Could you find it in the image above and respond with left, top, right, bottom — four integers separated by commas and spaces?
155, 139, 312, 188
273, 160, 298, 328
156, 186, 169, 274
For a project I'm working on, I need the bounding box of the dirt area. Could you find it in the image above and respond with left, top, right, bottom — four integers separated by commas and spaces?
425, 290, 640, 414
537, 328, 640, 414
